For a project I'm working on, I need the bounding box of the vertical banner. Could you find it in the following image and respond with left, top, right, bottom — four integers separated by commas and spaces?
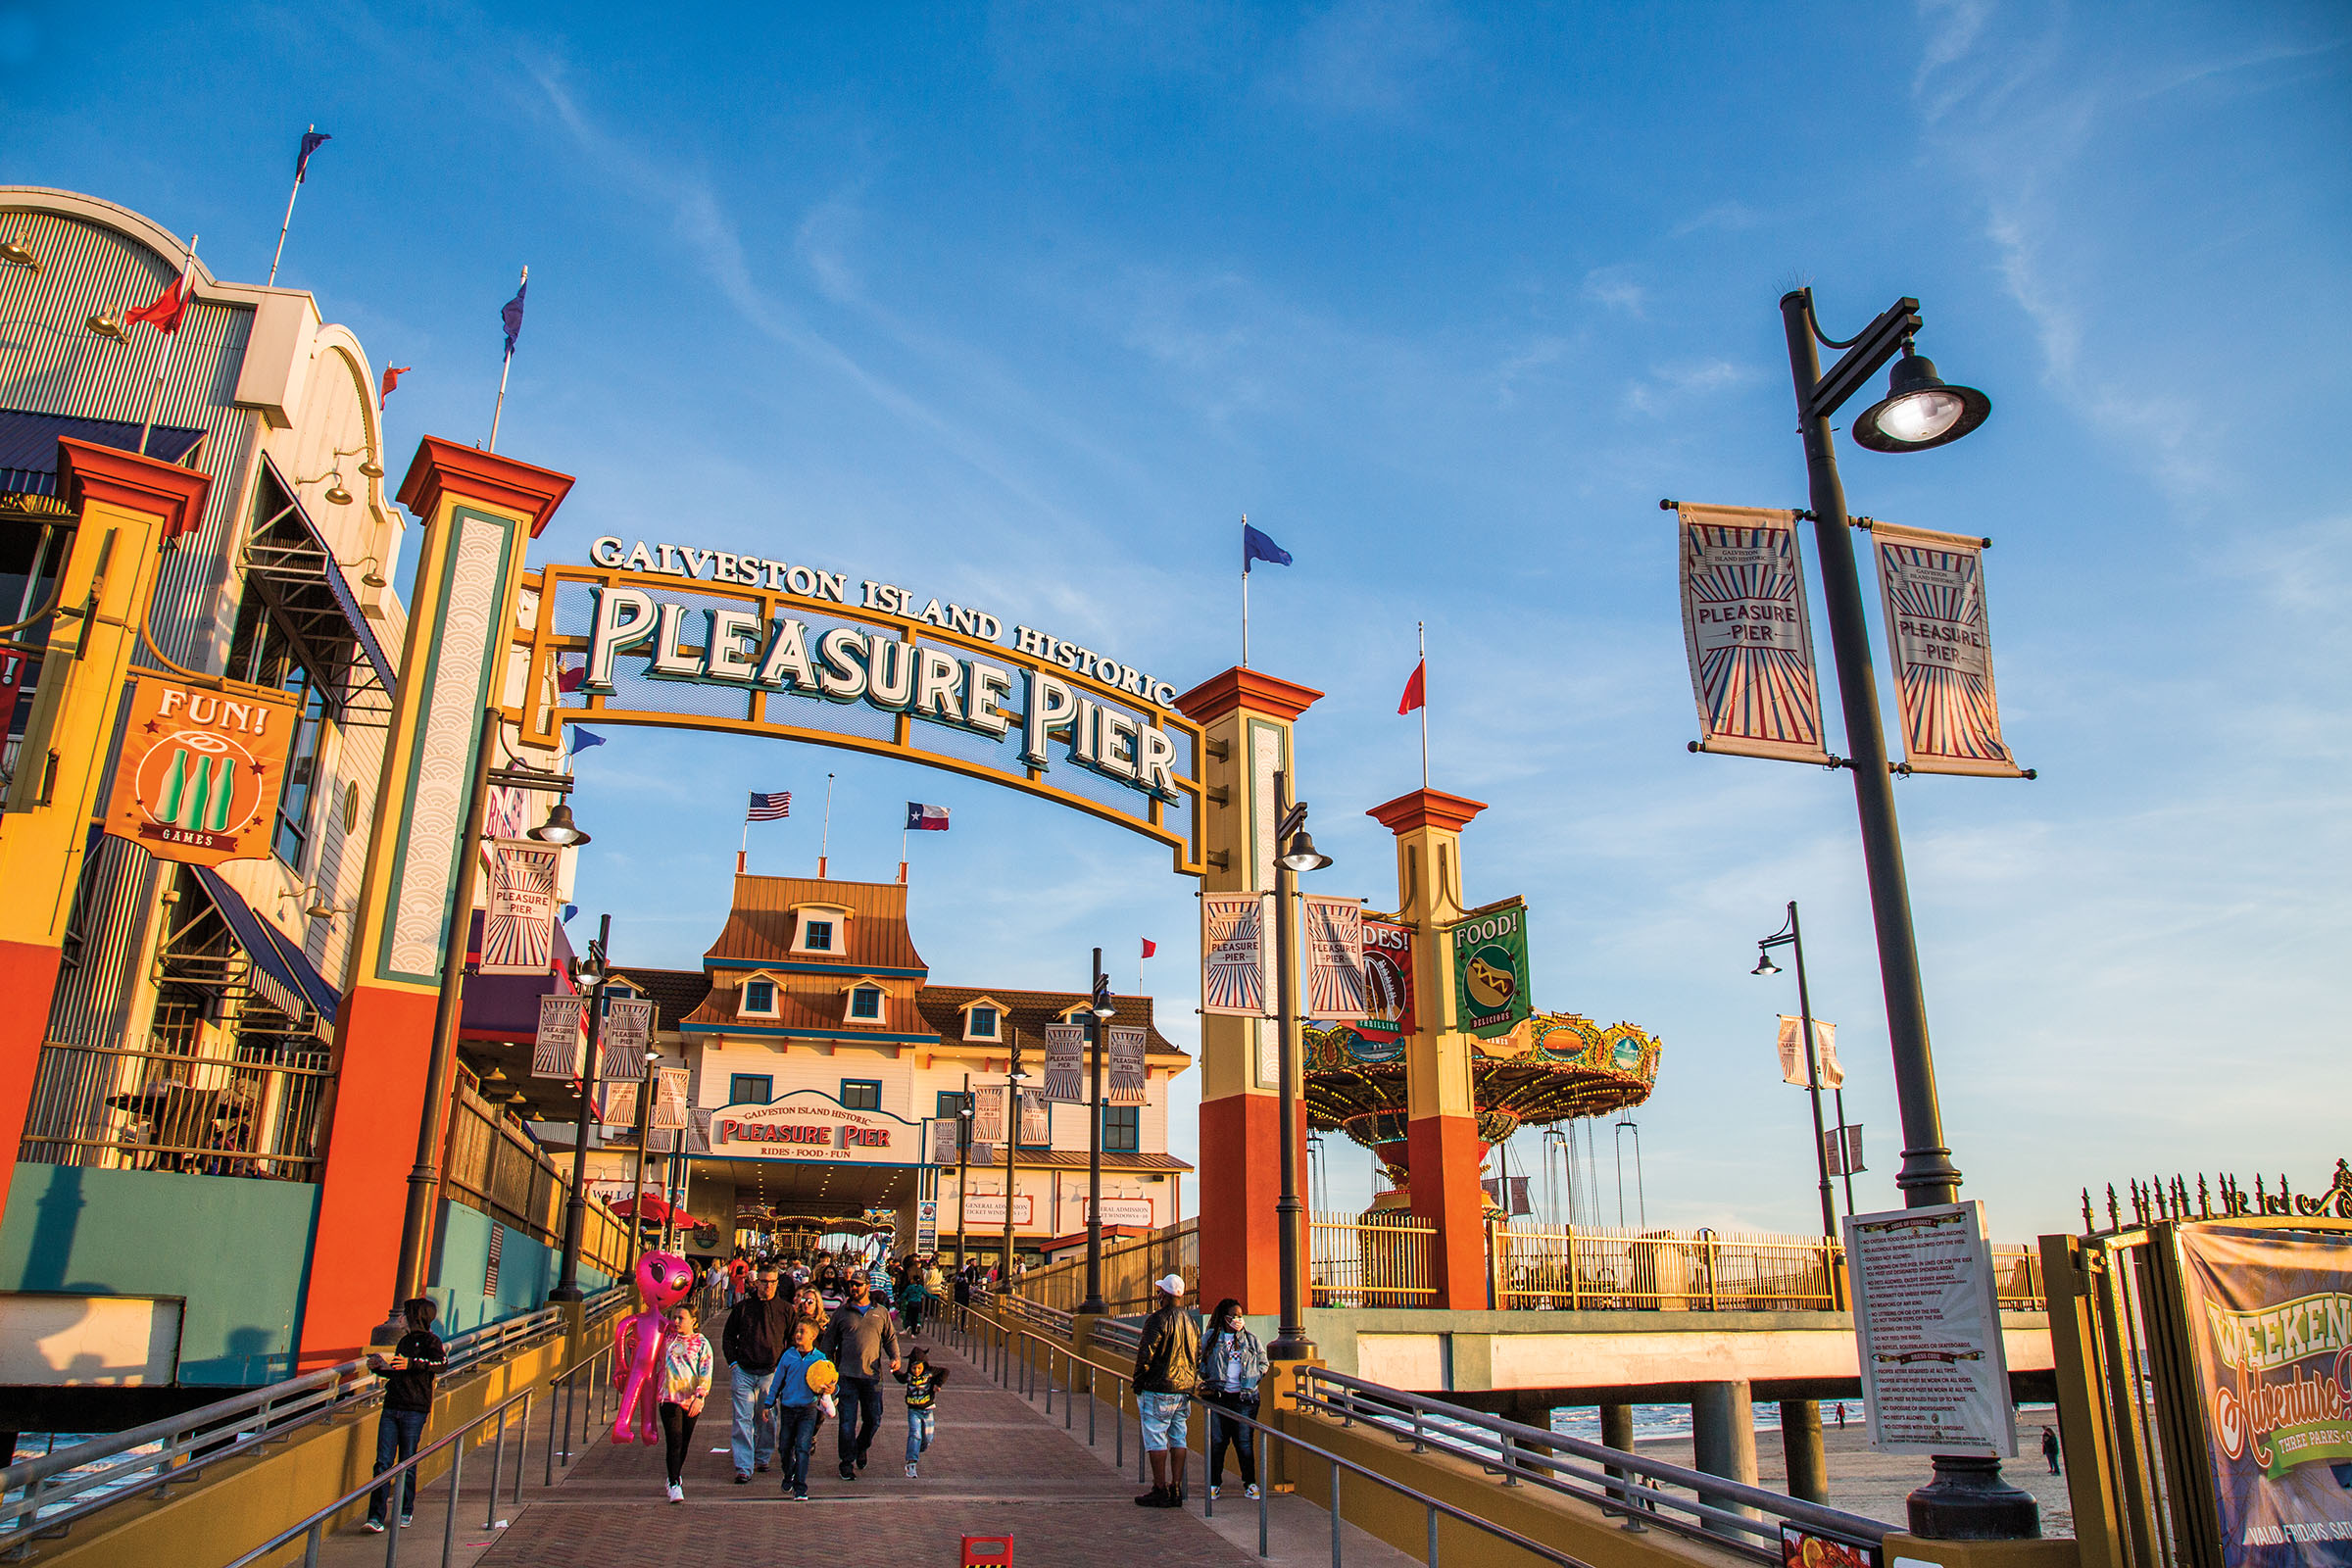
1300, 895, 1369, 1021
1870, 522, 2026, 777
1201, 891, 1275, 1017
1775, 1016, 1843, 1089
602, 997, 653, 1080
102, 676, 300, 866
480, 839, 561, 974
1042, 1024, 1087, 1103
1356, 918, 1417, 1054
2175, 1226, 2352, 1567
924, 1117, 961, 1166
1824, 1125, 1865, 1177
484, 784, 528, 841
651, 1065, 691, 1129
1017, 1087, 1051, 1147
1677, 504, 1832, 763
1106, 1025, 1148, 1104
1449, 898, 1533, 1040
0, 650, 29, 740
1843, 1202, 2016, 1457
532, 994, 583, 1078
973, 1085, 1007, 1145
601, 1079, 639, 1138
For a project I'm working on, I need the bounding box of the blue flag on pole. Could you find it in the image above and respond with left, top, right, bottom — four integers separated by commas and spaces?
570, 725, 607, 750
501, 280, 527, 357
294, 130, 331, 183
1243, 522, 1292, 572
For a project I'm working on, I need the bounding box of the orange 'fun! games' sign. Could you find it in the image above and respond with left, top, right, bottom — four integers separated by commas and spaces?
104, 677, 298, 867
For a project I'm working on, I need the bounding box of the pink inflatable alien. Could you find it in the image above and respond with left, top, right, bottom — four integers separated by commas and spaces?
611, 1250, 695, 1444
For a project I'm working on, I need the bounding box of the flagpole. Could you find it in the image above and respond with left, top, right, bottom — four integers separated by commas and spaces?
1241, 513, 1251, 668
1418, 620, 1429, 790
818, 772, 835, 878
267, 128, 311, 287
489, 264, 525, 452
138, 235, 195, 457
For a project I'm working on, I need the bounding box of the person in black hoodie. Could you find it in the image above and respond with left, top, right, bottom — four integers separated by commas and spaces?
721, 1269, 795, 1483
362, 1298, 446, 1532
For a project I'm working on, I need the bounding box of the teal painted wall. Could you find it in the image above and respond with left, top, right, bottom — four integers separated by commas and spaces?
0, 1163, 320, 1386
427, 1200, 615, 1335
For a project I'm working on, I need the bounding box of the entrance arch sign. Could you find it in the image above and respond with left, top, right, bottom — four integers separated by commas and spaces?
507, 557, 1206, 875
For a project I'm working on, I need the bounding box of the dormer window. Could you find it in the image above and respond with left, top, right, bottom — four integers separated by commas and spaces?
741, 979, 777, 1016
966, 1004, 1000, 1041
848, 986, 883, 1021
789, 904, 852, 956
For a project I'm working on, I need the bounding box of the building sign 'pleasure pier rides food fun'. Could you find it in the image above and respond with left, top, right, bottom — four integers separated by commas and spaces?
509, 539, 1207, 873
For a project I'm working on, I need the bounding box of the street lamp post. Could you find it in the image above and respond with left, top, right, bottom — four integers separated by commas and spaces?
954, 1074, 972, 1274
550, 916, 611, 1302
1779, 288, 2034, 1540
1002, 1035, 1028, 1293
1267, 769, 1331, 1363
1079, 951, 1114, 1316
1753, 902, 1838, 1249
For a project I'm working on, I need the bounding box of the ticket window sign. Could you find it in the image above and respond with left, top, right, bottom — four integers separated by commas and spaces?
708, 1090, 920, 1163
103, 677, 299, 867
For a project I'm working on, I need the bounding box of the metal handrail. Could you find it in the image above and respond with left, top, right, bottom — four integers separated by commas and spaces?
1297, 1365, 1892, 1563
1, 1283, 629, 1544
220, 1383, 534, 1568
946, 1299, 1599, 1566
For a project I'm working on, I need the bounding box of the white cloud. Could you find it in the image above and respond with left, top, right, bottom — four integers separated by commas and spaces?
1582, 267, 1645, 318
1268, 0, 1462, 117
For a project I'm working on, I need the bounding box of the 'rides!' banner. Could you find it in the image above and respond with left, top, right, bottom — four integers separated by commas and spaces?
1300, 894, 1368, 1021
1677, 503, 1832, 764
2176, 1226, 2352, 1566
1200, 891, 1274, 1017
1870, 521, 2026, 777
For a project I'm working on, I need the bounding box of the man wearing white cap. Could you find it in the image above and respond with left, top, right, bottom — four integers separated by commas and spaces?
1131, 1273, 1200, 1507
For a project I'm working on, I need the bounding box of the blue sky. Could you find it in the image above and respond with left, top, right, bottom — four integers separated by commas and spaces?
12, 1, 2347, 1241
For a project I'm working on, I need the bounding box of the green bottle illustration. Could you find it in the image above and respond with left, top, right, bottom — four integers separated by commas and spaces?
180, 754, 212, 832
157, 751, 188, 825
206, 757, 237, 832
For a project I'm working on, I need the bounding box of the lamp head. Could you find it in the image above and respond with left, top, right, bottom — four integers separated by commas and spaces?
529, 803, 590, 847
321, 471, 354, 507
1751, 949, 1782, 977
573, 952, 606, 988
1090, 976, 1115, 1019
0, 234, 38, 271
1852, 347, 1990, 453
357, 459, 386, 479
1279, 828, 1333, 873
355, 557, 387, 589
86, 311, 125, 340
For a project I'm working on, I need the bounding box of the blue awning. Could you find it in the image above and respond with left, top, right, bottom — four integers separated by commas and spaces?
0, 408, 206, 496
254, 455, 396, 694
192, 867, 341, 1023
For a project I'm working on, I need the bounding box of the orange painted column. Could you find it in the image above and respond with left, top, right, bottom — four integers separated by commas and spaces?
1176, 666, 1322, 1318
297, 439, 572, 1365
0, 442, 209, 1221
1367, 789, 1492, 1309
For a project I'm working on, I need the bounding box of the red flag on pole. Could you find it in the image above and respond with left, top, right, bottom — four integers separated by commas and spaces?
124, 273, 190, 336
1396, 659, 1426, 715
1141, 938, 1157, 958
379, 366, 410, 403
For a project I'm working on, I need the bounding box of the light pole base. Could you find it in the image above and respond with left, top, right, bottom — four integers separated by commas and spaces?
546, 1285, 586, 1303
368, 1303, 408, 1348
1266, 1334, 1317, 1362
1076, 1296, 1106, 1315
1907, 1455, 2040, 1540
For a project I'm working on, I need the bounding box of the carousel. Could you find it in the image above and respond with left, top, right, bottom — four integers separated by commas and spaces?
1305, 1010, 1661, 1214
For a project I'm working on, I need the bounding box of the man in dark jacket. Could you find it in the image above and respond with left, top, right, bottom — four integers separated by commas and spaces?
722, 1269, 795, 1482
362, 1298, 446, 1532
817, 1275, 902, 1479
1132, 1273, 1200, 1507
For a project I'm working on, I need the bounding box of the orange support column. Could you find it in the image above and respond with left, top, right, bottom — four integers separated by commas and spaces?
1367, 788, 1492, 1309
1176, 666, 1322, 1318
297, 439, 572, 1365
0, 441, 208, 1221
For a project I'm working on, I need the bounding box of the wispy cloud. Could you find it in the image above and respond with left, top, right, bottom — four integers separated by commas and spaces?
1268, 0, 1463, 118
1582, 267, 1645, 318
1626, 358, 1752, 415
1667, 201, 1764, 238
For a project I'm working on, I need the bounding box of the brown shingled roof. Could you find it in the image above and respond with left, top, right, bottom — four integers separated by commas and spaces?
702, 875, 925, 972
680, 977, 930, 1037
916, 986, 1187, 1058
610, 967, 711, 1032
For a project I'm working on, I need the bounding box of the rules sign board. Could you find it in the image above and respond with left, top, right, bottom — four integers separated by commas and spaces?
1843, 1201, 2016, 1457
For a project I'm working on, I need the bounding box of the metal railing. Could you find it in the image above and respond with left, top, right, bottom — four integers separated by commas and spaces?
1492, 1224, 1844, 1312
941, 1298, 1619, 1566
1297, 1365, 1894, 1566
18, 1037, 334, 1182
1311, 1210, 1437, 1307
0, 1285, 628, 1549
1009, 1218, 1197, 1314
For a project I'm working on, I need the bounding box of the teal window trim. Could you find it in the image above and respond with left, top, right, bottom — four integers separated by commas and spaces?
840, 1078, 882, 1111
848, 986, 883, 1020
1101, 1104, 1141, 1152
730, 1073, 774, 1105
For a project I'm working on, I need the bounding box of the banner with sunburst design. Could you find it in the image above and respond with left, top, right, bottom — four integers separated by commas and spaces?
1870, 521, 2026, 777
1677, 503, 1832, 764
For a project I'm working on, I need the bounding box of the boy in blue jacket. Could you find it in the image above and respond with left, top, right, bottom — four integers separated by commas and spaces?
762, 1320, 831, 1501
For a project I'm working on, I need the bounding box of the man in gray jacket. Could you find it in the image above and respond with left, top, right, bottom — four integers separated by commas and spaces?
817, 1274, 902, 1479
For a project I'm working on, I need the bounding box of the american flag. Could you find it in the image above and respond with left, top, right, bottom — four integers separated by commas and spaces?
747, 790, 791, 821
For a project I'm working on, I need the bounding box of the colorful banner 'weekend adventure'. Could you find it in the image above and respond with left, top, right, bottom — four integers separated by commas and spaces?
1300, 894, 1368, 1021
1678, 503, 1832, 764
1870, 521, 2025, 777
2178, 1225, 2352, 1567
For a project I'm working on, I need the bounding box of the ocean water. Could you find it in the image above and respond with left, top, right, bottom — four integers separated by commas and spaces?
1544, 1401, 2059, 1446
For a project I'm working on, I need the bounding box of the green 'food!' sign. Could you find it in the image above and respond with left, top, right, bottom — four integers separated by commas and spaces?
1450, 899, 1531, 1039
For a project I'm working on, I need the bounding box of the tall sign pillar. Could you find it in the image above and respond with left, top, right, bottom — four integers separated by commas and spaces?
1176, 666, 1321, 1318
1367, 788, 1491, 1308
298, 438, 572, 1364
0, 442, 209, 1220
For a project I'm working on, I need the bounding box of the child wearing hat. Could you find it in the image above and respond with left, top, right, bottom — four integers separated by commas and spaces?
893, 1347, 951, 1476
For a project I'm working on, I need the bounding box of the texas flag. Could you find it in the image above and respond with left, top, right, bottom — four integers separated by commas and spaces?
905, 802, 950, 831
